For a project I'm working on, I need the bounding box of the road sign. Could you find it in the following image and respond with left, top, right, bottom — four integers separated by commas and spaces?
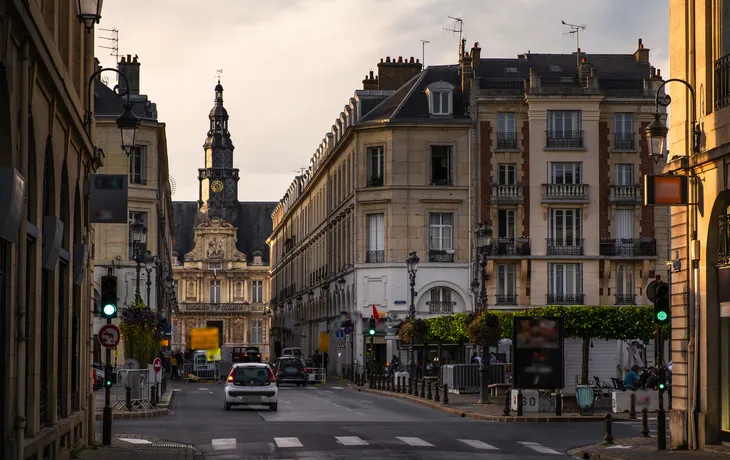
98, 324, 121, 348
190, 327, 220, 350
335, 329, 345, 338
153, 358, 162, 373
343, 326, 352, 335
89, 174, 129, 223
336, 338, 345, 348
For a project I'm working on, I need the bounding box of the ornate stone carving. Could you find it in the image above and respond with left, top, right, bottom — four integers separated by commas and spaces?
207, 237, 224, 259
184, 217, 247, 262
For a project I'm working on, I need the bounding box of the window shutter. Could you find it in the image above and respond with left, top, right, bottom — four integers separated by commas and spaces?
577, 264, 584, 296
547, 263, 554, 297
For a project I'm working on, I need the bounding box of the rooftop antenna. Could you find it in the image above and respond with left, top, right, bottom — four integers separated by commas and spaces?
294, 167, 307, 175
216, 69, 223, 83
444, 16, 464, 43
98, 27, 119, 81
420, 39, 430, 68
561, 20, 587, 70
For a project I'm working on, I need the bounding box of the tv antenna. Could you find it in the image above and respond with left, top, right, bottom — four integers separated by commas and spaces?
561, 20, 587, 69
294, 166, 307, 175
444, 16, 464, 43
98, 27, 119, 80
420, 40, 430, 68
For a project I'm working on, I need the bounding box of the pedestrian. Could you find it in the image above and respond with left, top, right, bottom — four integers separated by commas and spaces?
171, 354, 178, 380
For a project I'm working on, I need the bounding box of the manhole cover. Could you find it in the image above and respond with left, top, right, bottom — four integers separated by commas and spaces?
151, 442, 194, 449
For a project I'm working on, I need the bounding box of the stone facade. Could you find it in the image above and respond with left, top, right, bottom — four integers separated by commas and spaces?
1, 1, 101, 458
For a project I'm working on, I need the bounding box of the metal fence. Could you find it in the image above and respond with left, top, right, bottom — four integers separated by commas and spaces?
182, 361, 221, 382
110, 368, 163, 411
311, 367, 326, 385
440, 364, 511, 394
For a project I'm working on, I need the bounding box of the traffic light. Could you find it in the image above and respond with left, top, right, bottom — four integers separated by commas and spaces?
653, 281, 670, 325
100, 275, 118, 319
104, 376, 113, 388
368, 317, 376, 335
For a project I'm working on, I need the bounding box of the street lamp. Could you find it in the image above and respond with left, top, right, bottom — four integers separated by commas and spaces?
76, 0, 104, 32
470, 279, 480, 313
645, 79, 702, 164
474, 222, 493, 404
406, 251, 420, 379
145, 251, 160, 309
130, 218, 148, 303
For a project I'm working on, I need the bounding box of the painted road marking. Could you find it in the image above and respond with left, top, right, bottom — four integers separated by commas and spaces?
172, 389, 182, 392
211, 438, 236, 450
197, 388, 209, 391
335, 436, 368, 446
274, 437, 303, 448
519, 441, 561, 455
118, 438, 152, 445
458, 439, 499, 450
331, 386, 345, 389
396, 437, 434, 447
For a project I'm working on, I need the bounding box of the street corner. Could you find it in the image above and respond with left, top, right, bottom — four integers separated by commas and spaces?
75, 434, 203, 460
566, 440, 730, 460
94, 387, 177, 420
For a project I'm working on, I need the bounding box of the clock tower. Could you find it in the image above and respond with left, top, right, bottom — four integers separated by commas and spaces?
198, 79, 239, 223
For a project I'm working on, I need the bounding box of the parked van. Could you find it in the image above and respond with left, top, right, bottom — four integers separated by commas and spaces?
281, 347, 302, 358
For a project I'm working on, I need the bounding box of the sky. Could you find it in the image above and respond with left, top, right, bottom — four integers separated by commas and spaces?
95, 0, 669, 203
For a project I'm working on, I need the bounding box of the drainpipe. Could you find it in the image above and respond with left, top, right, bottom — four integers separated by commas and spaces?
15, 39, 30, 460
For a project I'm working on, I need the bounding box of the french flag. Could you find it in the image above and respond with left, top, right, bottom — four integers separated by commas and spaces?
372, 305, 381, 321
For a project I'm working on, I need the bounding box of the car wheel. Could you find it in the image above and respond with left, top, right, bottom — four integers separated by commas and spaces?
270, 402, 278, 412
224, 402, 231, 411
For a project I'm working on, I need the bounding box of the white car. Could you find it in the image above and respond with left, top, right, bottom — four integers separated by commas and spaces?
224, 363, 278, 411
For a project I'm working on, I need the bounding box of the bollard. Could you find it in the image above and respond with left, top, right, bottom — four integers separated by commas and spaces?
641, 408, 650, 438
151, 384, 157, 407
433, 382, 440, 402
420, 379, 426, 398
408, 377, 413, 395
391, 376, 396, 392
657, 402, 667, 450
517, 389, 523, 416
125, 386, 132, 411
442, 383, 449, 404
555, 389, 562, 416
503, 389, 511, 416
604, 413, 614, 444
156, 382, 161, 405
395, 376, 400, 392
402, 377, 407, 394
629, 392, 637, 419
370, 374, 375, 389
385, 375, 389, 391
426, 380, 433, 400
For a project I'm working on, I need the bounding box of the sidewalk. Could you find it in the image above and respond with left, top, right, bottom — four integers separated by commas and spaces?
347, 383, 637, 422
568, 438, 730, 459
93, 384, 176, 420
73, 434, 203, 460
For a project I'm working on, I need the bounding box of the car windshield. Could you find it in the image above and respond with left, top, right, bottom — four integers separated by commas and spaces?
279, 359, 302, 369
233, 367, 270, 385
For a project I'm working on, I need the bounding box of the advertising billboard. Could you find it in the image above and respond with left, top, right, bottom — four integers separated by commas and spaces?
512, 316, 564, 390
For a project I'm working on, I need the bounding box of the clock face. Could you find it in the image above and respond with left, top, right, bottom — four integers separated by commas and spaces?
211, 180, 224, 193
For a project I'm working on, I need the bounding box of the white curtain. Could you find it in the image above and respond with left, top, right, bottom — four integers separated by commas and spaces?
367, 214, 384, 251
615, 209, 634, 239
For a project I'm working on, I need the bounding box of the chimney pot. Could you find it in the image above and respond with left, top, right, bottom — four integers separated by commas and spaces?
133, 56, 138, 62
386, 56, 391, 63
577, 47, 581, 53
127, 54, 131, 61
380, 58, 384, 63
657, 68, 661, 77
398, 56, 403, 63
369, 70, 374, 79
416, 59, 420, 63
409, 56, 414, 63
638, 38, 643, 48
581, 57, 586, 63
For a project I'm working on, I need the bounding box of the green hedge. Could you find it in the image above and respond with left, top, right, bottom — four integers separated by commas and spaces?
423, 305, 668, 344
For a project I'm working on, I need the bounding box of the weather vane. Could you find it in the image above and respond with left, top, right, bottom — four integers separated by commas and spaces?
216, 69, 223, 81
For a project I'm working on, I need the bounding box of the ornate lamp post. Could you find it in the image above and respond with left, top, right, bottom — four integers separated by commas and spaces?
76, 0, 104, 32
145, 251, 160, 309
129, 218, 148, 303
406, 252, 420, 379
474, 222, 493, 404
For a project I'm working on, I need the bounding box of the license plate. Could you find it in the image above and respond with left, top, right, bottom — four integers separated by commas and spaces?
238, 396, 262, 404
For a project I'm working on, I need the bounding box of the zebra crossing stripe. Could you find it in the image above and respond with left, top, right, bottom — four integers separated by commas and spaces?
396, 437, 434, 447
274, 437, 304, 448
518, 441, 561, 455
458, 439, 499, 450
211, 438, 236, 450
336, 436, 368, 446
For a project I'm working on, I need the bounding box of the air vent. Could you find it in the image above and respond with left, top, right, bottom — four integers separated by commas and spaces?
549, 65, 562, 72
505, 67, 518, 73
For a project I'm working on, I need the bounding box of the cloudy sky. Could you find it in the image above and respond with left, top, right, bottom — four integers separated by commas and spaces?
96, 0, 669, 203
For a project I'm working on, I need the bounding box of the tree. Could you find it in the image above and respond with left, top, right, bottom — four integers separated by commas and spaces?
398, 318, 428, 344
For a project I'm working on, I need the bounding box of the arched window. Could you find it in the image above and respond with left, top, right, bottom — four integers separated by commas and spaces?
425, 81, 455, 116
428, 287, 454, 314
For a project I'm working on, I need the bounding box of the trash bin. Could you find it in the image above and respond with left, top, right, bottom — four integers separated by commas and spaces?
576, 385, 595, 416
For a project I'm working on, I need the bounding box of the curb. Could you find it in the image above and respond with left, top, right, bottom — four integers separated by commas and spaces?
348, 385, 621, 423
567, 447, 623, 460
94, 387, 176, 420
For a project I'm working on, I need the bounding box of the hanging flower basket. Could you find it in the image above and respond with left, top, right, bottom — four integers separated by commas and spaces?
398, 318, 428, 344
119, 298, 164, 366
467, 312, 502, 348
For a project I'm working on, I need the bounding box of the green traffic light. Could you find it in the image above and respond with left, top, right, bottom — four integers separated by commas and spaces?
657, 311, 668, 321
659, 383, 665, 389
102, 303, 116, 316
369, 329, 375, 335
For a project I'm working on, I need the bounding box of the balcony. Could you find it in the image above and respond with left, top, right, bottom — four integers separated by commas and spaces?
365, 250, 385, 263
428, 249, 454, 262
715, 54, 730, 110
427, 301, 455, 314
492, 184, 524, 204
495, 294, 518, 305
546, 130, 584, 149
608, 185, 642, 204
541, 183, 589, 203
599, 238, 657, 257
614, 132, 636, 150
496, 132, 518, 150
366, 175, 383, 187
719, 214, 730, 266
547, 294, 584, 305
546, 238, 584, 256
615, 294, 636, 305
482, 237, 531, 256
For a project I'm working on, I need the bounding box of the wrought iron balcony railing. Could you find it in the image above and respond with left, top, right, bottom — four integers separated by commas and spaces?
614, 132, 635, 150
178, 303, 266, 313
496, 132, 518, 149
481, 238, 531, 256
615, 294, 636, 305
427, 301, 455, 314
542, 183, 589, 202
492, 184, 524, 203
546, 238, 584, 256
495, 294, 518, 305
715, 54, 730, 110
609, 185, 641, 204
599, 238, 657, 257
547, 294, 584, 305
429, 249, 455, 262
546, 130, 584, 148
365, 250, 385, 263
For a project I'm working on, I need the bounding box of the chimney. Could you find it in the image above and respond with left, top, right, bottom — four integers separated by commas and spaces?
252, 251, 263, 265
460, 39, 473, 101
118, 53, 140, 96
470, 42, 481, 73
634, 38, 650, 64
578, 57, 594, 82
362, 70, 378, 90
376, 55, 423, 90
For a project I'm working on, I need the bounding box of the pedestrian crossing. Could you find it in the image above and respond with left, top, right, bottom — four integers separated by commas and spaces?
202, 435, 563, 454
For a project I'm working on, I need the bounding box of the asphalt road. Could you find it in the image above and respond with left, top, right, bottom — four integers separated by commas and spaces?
104, 381, 642, 459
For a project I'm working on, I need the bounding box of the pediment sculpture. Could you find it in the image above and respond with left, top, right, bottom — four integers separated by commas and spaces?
207, 237, 224, 259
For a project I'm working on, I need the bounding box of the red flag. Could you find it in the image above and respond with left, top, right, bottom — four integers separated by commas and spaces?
372, 305, 381, 321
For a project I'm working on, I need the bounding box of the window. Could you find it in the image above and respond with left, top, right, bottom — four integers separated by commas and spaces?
548, 209, 583, 251
498, 164, 516, 185
250, 320, 263, 344
615, 264, 635, 304
366, 146, 384, 187
615, 209, 635, 239
366, 213, 385, 263
546, 111, 583, 148
173, 279, 179, 302
548, 263, 583, 304
614, 164, 634, 185
426, 81, 454, 116
129, 146, 147, 185
429, 213, 454, 262
128, 211, 147, 259
430, 146, 452, 186
497, 113, 518, 149
548, 162, 582, 184
208, 261, 222, 271
498, 209, 517, 239
429, 287, 453, 314
209, 280, 221, 304
496, 264, 517, 304
252, 280, 263, 303
615, 113, 634, 149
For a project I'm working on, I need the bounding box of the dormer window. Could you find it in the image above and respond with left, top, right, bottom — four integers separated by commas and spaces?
425, 81, 455, 117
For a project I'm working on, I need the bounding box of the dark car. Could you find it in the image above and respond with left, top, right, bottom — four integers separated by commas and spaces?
233, 347, 262, 363
274, 357, 308, 386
